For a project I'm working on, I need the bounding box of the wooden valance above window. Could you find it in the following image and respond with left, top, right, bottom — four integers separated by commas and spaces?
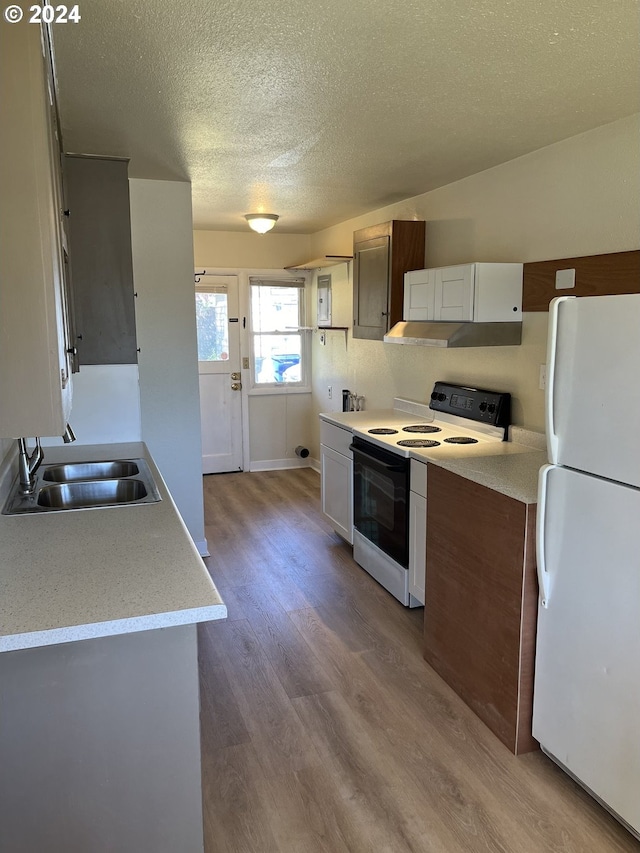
522, 250, 640, 311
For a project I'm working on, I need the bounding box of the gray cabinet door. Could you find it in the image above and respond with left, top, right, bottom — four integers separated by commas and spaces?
353, 235, 390, 339
64, 156, 137, 364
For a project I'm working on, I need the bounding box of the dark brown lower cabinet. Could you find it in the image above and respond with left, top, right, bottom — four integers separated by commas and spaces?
423, 464, 538, 754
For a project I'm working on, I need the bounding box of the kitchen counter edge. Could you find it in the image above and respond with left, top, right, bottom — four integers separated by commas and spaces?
0, 441, 226, 653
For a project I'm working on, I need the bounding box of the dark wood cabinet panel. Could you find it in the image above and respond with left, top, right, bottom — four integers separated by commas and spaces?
353, 220, 425, 340
63, 155, 137, 365
522, 250, 640, 311
423, 464, 538, 754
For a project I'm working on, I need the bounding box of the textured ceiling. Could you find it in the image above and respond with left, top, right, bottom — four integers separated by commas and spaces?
52, 0, 640, 233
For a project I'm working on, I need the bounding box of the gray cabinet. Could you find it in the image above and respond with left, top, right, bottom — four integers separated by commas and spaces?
64, 156, 138, 365
352, 220, 425, 340
0, 626, 205, 852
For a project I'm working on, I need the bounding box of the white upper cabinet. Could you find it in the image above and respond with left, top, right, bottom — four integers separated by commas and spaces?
0, 22, 73, 438
403, 268, 435, 321
404, 263, 523, 323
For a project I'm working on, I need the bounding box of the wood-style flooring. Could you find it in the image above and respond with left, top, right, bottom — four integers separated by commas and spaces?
198, 468, 638, 853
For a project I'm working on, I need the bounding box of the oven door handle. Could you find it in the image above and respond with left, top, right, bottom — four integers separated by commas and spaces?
349, 443, 406, 473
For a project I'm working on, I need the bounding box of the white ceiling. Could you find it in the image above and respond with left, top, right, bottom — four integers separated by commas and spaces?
52, 0, 640, 234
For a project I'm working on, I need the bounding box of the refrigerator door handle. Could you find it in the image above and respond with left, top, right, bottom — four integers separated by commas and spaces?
536, 464, 553, 608
545, 295, 574, 463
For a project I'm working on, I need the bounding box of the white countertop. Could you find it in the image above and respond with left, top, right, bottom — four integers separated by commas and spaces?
320, 406, 546, 504
0, 442, 226, 652
416, 447, 547, 504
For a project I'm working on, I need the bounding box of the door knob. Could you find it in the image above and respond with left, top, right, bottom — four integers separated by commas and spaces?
231, 372, 241, 381
231, 382, 242, 391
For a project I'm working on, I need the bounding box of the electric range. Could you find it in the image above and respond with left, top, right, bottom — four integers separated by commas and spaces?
352, 381, 510, 456
350, 382, 511, 607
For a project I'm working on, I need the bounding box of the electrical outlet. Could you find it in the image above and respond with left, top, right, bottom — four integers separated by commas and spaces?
539, 364, 546, 390
327, 385, 332, 400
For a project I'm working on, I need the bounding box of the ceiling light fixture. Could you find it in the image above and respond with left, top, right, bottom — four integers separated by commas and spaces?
244, 213, 279, 234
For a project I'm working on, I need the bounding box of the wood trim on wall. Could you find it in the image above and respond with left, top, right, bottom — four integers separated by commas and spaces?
522, 250, 640, 311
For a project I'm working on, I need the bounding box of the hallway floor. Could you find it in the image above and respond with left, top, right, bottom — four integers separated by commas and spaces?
198, 468, 637, 853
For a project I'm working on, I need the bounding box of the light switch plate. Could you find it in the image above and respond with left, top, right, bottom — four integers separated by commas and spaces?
555, 268, 576, 290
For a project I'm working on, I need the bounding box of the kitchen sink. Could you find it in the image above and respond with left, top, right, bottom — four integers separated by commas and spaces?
37, 478, 148, 510
2, 457, 162, 515
42, 460, 140, 482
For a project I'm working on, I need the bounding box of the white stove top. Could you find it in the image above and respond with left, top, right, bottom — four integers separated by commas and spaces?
352, 412, 505, 457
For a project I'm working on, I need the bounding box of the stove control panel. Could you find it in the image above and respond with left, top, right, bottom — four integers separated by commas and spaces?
429, 382, 511, 430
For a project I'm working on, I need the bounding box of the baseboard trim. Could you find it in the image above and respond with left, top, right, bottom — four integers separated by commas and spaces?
249, 458, 311, 472
195, 539, 209, 557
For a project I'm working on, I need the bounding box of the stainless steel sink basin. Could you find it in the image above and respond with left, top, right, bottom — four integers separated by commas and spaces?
42, 460, 139, 482
2, 457, 162, 515
37, 478, 148, 510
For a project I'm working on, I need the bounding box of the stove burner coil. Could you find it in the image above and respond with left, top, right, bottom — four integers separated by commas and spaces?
443, 436, 479, 444
368, 428, 399, 435
397, 439, 441, 448
402, 425, 442, 433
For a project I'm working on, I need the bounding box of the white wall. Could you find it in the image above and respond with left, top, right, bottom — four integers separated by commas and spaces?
42, 365, 141, 447
129, 179, 207, 552
194, 231, 310, 270
306, 115, 640, 452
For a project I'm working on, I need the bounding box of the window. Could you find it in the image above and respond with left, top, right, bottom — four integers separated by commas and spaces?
195, 286, 229, 362
249, 277, 309, 389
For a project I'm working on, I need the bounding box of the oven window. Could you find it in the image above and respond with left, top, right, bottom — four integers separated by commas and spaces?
352, 442, 409, 568
361, 469, 397, 532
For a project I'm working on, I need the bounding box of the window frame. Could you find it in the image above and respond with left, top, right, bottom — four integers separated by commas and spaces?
248, 277, 311, 393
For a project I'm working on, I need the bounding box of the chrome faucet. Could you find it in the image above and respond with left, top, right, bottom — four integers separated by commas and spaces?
17, 423, 76, 494
62, 423, 76, 444
17, 437, 43, 494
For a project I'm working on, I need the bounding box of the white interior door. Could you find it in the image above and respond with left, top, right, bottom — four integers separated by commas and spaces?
196, 275, 243, 473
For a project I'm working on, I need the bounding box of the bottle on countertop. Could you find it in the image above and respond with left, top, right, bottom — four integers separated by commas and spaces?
342, 389, 351, 412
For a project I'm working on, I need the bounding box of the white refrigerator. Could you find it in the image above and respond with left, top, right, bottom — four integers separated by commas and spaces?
534, 293, 640, 839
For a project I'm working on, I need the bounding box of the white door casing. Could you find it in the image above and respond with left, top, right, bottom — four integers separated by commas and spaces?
196, 274, 243, 473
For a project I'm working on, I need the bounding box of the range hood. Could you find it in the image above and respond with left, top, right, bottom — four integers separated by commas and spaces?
383, 320, 522, 348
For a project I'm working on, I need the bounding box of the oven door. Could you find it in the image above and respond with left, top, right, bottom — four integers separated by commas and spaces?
350, 437, 410, 568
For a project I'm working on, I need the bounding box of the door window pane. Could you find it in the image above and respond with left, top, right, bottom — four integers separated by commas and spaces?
196, 291, 229, 361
